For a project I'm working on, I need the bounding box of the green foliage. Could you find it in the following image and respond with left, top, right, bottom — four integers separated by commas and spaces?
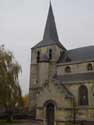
0, 45, 22, 109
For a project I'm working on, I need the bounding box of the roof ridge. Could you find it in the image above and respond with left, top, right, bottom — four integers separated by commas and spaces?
68, 45, 94, 51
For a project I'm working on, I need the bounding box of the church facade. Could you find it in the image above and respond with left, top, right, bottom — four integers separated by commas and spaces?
29, 3, 94, 125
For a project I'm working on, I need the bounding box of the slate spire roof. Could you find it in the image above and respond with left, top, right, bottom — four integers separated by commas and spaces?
32, 3, 64, 49
43, 2, 59, 41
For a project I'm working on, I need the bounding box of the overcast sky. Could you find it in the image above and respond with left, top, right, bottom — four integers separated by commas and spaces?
0, 0, 94, 95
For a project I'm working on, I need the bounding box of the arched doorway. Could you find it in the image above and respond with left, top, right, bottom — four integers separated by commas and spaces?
46, 103, 55, 125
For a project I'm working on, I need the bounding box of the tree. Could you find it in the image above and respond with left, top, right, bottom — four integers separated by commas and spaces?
0, 45, 22, 111
22, 94, 29, 112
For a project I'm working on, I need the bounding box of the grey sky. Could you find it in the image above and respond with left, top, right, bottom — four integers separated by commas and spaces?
0, 0, 94, 95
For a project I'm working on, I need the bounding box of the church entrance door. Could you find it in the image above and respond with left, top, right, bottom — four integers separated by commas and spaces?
46, 103, 54, 125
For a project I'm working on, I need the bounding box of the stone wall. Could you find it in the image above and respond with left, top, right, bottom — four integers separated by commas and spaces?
57, 61, 94, 75
29, 43, 94, 125
31, 45, 64, 64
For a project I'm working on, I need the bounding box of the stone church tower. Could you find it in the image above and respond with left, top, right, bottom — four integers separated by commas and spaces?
29, 3, 94, 125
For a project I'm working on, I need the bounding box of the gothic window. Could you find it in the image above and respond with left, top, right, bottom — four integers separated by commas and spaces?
65, 66, 71, 73
37, 51, 40, 63
49, 49, 52, 60
78, 85, 88, 106
87, 63, 93, 71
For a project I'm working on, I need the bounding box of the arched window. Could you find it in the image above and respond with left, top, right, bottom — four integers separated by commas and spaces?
78, 85, 88, 105
87, 63, 93, 71
65, 66, 71, 73
49, 49, 52, 60
37, 51, 40, 63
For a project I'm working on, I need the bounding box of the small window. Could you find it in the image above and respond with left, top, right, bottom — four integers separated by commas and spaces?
37, 51, 40, 63
87, 63, 93, 71
65, 66, 71, 73
49, 49, 52, 60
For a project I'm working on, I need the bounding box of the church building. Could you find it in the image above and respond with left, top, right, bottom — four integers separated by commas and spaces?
29, 3, 94, 125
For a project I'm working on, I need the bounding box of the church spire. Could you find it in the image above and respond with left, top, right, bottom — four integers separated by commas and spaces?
32, 2, 64, 49
43, 2, 59, 41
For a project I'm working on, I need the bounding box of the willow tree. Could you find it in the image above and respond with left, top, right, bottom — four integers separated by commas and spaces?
0, 45, 22, 110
